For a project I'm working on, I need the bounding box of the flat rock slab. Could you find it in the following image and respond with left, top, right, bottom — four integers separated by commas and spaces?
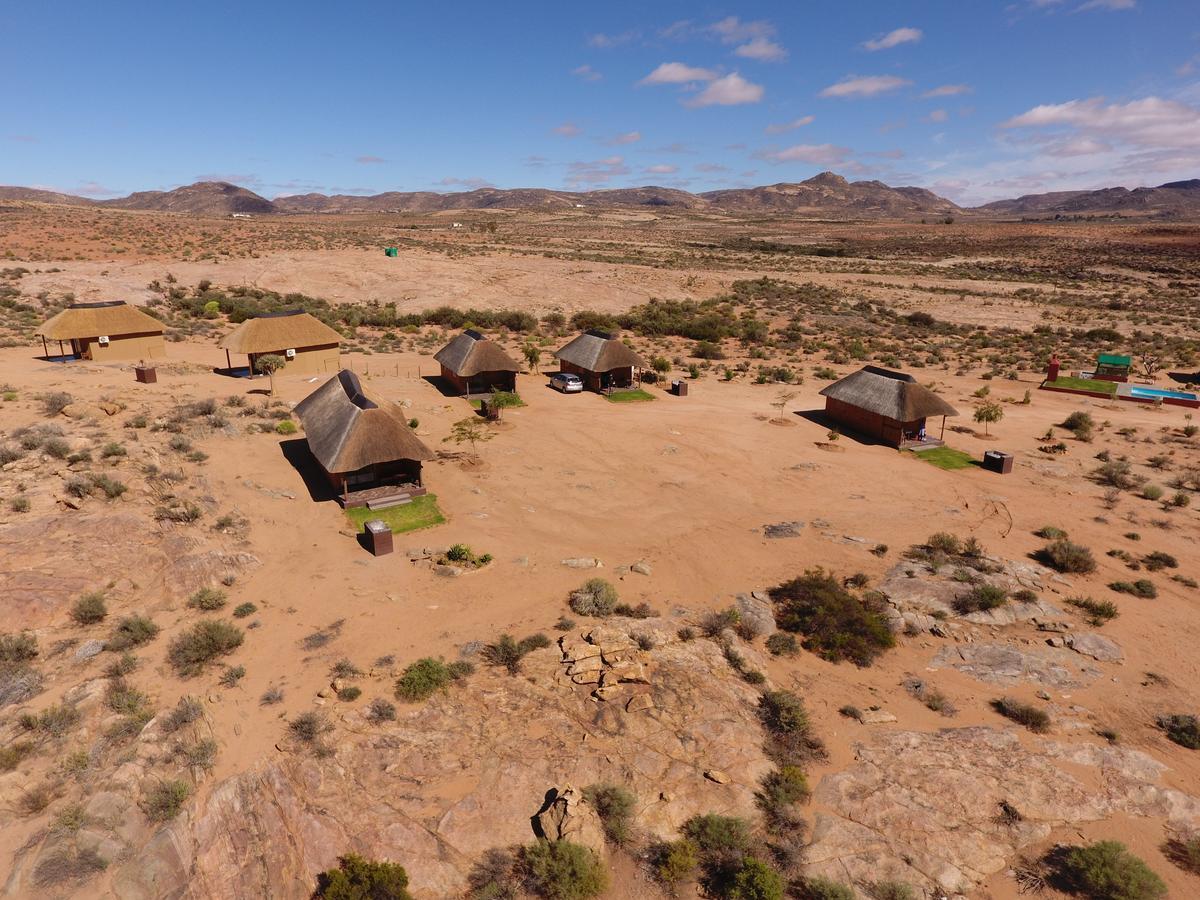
930, 643, 1101, 688
1066, 631, 1123, 662
762, 521, 804, 539
736, 592, 776, 637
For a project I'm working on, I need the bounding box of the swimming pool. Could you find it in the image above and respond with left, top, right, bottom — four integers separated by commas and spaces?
1128, 387, 1198, 401
1118, 384, 1200, 408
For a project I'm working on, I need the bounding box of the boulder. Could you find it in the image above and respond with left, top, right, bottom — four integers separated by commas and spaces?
533, 785, 607, 856
1066, 632, 1123, 663
74, 639, 106, 662
736, 592, 777, 637
561, 557, 601, 569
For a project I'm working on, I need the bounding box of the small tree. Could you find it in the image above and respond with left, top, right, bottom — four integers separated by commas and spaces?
255, 354, 287, 397
1139, 353, 1161, 380
523, 345, 541, 373
444, 416, 494, 461
974, 400, 1004, 436
772, 390, 798, 424
315, 854, 412, 899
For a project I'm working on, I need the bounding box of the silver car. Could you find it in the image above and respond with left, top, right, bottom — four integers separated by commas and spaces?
550, 372, 584, 393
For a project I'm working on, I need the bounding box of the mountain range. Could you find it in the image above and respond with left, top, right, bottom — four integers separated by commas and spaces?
2, 173, 1198, 220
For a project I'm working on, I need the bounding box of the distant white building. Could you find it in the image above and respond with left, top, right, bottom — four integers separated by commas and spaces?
451, 222, 464, 228
231, 213, 252, 219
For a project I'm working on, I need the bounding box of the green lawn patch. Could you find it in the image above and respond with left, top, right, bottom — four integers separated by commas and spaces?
914, 447, 977, 470
605, 389, 655, 403
346, 494, 445, 534
1043, 376, 1118, 395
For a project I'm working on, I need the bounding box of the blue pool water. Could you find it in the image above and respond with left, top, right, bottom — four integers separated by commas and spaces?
1129, 387, 1197, 401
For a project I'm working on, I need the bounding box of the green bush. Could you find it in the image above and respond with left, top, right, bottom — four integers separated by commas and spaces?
1164, 833, 1200, 874
864, 882, 915, 900
233, 602, 257, 618
568, 579, 618, 617
141, 780, 190, 822
482, 633, 550, 674
187, 587, 227, 611
275, 419, 298, 435
764, 633, 798, 656
1035, 525, 1069, 540
315, 853, 412, 899
795, 877, 856, 900
160, 696, 203, 733
991, 697, 1050, 733
953, 583, 1008, 614
651, 839, 699, 886
167, 620, 243, 676
0, 632, 39, 663
522, 840, 608, 900
394, 657, 469, 701
758, 690, 825, 765
1067, 597, 1119, 626
680, 814, 754, 858
1057, 841, 1166, 900
1109, 580, 1157, 599
1157, 714, 1200, 749
1036, 539, 1097, 574
727, 857, 784, 900
770, 569, 895, 666
1141, 551, 1177, 571
1142, 484, 1164, 502
107, 615, 159, 651
926, 532, 962, 555
582, 783, 635, 846
755, 765, 810, 834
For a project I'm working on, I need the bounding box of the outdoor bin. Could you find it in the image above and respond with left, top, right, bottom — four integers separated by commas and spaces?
384, 247, 399, 257
134, 366, 157, 384
982, 450, 1014, 474
672, 380, 688, 397
364, 519, 394, 556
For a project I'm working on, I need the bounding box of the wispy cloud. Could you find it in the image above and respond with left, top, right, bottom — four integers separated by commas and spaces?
566, 155, 630, 186
685, 72, 764, 107
707, 16, 787, 63
553, 122, 583, 138
764, 115, 815, 135
8, 134, 37, 143
820, 75, 912, 98
1003, 96, 1200, 149
639, 62, 717, 85
436, 177, 493, 189
756, 143, 853, 165
922, 84, 972, 98
355, 155, 386, 164
924, 109, 949, 123
587, 30, 639, 49
863, 27, 923, 51
193, 172, 261, 187
606, 131, 642, 145
72, 181, 124, 198
644, 164, 678, 174
734, 36, 786, 62
571, 64, 602, 82
695, 162, 730, 173
1076, 0, 1135, 10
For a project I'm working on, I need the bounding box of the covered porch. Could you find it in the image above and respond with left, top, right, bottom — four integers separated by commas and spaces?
330, 459, 426, 509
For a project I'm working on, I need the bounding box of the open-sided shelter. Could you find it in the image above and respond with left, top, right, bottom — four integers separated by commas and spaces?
433, 329, 521, 395
35, 301, 165, 362
219, 309, 341, 376
553, 329, 648, 393
1094, 353, 1132, 383
293, 370, 434, 506
819, 365, 959, 447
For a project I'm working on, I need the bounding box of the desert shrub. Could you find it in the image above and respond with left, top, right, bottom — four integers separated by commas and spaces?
568, 579, 618, 617
0, 741, 34, 772
1157, 714, 1200, 749
755, 765, 810, 834
794, 877, 855, 900
275, 419, 298, 435
1067, 597, 1119, 625
612, 601, 658, 619
1163, 833, 1200, 874
107, 615, 159, 651
289, 711, 332, 746
1035, 525, 1069, 540
166, 620, 243, 676
141, 779, 190, 822
1141, 551, 1177, 571
864, 882, 915, 900
482, 634, 549, 674
926, 532, 962, 555
41, 392, 73, 416
582, 783, 635, 846
365, 698, 397, 723
1142, 484, 1164, 502
337, 686, 361, 701
764, 633, 798, 656
953, 583, 1008, 614
770, 569, 895, 666
394, 657, 466, 701
1036, 539, 1097, 574
757, 690, 825, 765
0, 632, 39, 663
1054, 840, 1166, 900
187, 587, 227, 611
700, 607, 741, 638
19, 704, 80, 738
991, 697, 1050, 733
232, 602, 257, 618
650, 838, 699, 887
522, 839, 608, 900
105, 677, 150, 715
1060, 410, 1094, 437
89, 474, 128, 499
1094, 459, 1140, 490
219, 665, 245, 687
314, 853, 412, 899
9, 496, 30, 514
260, 686, 284, 705
160, 696, 203, 733
680, 813, 753, 859
727, 857, 784, 900
1109, 580, 1157, 599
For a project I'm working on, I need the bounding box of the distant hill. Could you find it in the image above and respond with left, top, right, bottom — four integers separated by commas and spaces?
1, 173, 1197, 219
976, 180, 1200, 218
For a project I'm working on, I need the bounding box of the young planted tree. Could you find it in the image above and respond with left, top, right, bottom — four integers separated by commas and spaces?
974, 400, 1004, 436
255, 354, 287, 397
444, 416, 494, 461
772, 390, 798, 424
522, 345, 541, 374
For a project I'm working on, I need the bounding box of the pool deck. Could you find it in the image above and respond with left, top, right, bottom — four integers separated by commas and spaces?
1040, 380, 1199, 409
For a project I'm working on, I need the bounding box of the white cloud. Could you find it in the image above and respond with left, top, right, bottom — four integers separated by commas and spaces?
1076, 0, 1135, 10
924, 109, 949, 123
735, 37, 787, 62
756, 143, 853, 165
437, 177, 493, 189
571, 65, 601, 82
71, 181, 124, 198
695, 162, 730, 173
566, 156, 630, 186
639, 62, 718, 85
553, 122, 583, 138
820, 75, 912, 98
707, 16, 775, 44
685, 72, 764, 107
922, 84, 972, 98
606, 131, 642, 145
587, 31, 639, 49
764, 116, 815, 135
645, 164, 678, 174
863, 27, 923, 51
1003, 96, 1200, 149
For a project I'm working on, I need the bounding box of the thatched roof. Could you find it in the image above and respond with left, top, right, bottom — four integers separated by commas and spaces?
554, 330, 648, 372
819, 366, 959, 421
434, 329, 521, 376
293, 370, 433, 473
36, 301, 164, 340
219, 310, 341, 354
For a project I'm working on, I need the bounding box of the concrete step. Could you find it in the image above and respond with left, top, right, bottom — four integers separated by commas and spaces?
368, 494, 412, 510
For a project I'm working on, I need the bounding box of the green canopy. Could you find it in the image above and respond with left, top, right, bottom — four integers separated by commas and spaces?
1098, 353, 1131, 367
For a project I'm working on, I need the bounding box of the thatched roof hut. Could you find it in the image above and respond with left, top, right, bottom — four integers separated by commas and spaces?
554, 330, 648, 392
219, 309, 341, 376
433, 329, 520, 394
294, 370, 433, 476
819, 365, 958, 446
35, 301, 165, 361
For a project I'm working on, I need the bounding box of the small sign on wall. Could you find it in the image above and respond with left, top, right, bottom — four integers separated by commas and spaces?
285, 348, 296, 359
98, 335, 110, 345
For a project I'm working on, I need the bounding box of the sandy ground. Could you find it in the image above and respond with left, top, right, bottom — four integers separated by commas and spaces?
3, 328, 1200, 896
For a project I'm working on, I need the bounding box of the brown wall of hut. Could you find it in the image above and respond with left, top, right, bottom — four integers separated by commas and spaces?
439, 365, 516, 395
249, 343, 340, 376
824, 397, 924, 447
75, 332, 166, 361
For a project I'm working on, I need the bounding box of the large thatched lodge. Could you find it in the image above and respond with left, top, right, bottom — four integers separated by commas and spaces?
554, 329, 648, 393
219, 310, 341, 376
293, 370, 433, 507
35, 301, 166, 362
819, 365, 959, 448
433, 329, 521, 396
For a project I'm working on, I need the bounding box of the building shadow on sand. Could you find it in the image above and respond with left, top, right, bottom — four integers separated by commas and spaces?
278, 438, 338, 503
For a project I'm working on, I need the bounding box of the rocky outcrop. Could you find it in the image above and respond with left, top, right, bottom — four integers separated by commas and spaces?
929, 643, 1101, 688
532, 785, 606, 856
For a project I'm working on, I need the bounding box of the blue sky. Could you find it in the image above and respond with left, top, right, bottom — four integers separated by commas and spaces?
3, 0, 1198, 205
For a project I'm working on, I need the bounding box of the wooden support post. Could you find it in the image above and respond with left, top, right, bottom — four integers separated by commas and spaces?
225, 349, 232, 372
58, 340, 65, 360
940, 416, 946, 439
41, 335, 48, 359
